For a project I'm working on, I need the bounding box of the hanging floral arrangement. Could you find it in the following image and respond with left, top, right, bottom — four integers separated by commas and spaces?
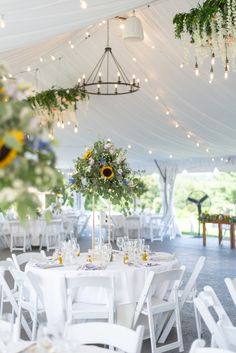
173, 0, 236, 76
71, 139, 146, 212
27, 86, 88, 135
0, 66, 63, 220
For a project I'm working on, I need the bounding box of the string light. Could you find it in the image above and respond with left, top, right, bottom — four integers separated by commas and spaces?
148, 150, 152, 155
128, 144, 131, 149
80, 0, 87, 9
61, 121, 65, 129
8, 73, 12, 78
212, 158, 215, 162
187, 133, 191, 139
211, 52, 215, 65
85, 31, 90, 39
74, 125, 78, 133
57, 120, 61, 128
144, 78, 148, 83
120, 23, 125, 30
51, 55, 56, 61
0, 14, 5, 29
169, 154, 173, 158
132, 57, 137, 62
179, 63, 184, 69
206, 148, 209, 153
175, 122, 179, 128
210, 65, 214, 81
196, 142, 200, 147
195, 58, 199, 76
151, 45, 155, 49
27, 66, 31, 72
155, 95, 159, 100
224, 65, 229, 79
39, 57, 43, 62
165, 110, 170, 115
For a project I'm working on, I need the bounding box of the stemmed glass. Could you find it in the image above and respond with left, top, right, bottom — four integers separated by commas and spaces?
116, 237, 124, 252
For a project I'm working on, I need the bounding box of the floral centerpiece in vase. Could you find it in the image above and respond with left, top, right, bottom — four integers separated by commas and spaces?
71, 139, 146, 247
0, 65, 63, 220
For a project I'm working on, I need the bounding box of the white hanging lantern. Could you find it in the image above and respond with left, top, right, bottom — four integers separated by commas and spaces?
123, 12, 144, 42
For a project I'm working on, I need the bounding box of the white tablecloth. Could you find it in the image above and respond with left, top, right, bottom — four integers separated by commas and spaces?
8, 341, 112, 353
25, 253, 179, 330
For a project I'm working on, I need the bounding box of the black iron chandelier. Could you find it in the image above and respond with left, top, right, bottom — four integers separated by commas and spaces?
78, 20, 140, 96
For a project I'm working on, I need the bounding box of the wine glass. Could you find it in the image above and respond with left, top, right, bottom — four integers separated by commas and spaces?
116, 237, 124, 252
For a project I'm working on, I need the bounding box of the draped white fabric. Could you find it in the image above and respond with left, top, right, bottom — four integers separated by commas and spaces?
1, 0, 236, 172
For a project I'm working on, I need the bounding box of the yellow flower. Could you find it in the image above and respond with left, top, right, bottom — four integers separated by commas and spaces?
100, 165, 114, 180
83, 149, 93, 160
0, 130, 24, 169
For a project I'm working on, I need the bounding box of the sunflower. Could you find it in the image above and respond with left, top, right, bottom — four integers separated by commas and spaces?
100, 165, 114, 180
0, 130, 24, 168
83, 149, 93, 160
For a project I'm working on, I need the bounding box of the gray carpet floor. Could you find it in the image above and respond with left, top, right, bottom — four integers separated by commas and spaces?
1, 235, 236, 353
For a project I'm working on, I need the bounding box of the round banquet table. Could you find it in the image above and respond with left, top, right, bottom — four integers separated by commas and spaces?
25, 252, 179, 330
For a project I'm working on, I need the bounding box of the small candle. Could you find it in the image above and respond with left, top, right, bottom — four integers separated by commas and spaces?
58, 255, 63, 265
123, 252, 129, 264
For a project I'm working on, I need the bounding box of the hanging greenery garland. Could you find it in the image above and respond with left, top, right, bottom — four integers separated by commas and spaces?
71, 139, 146, 213
27, 85, 88, 132
0, 66, 63, 220
173, 0, 236, 69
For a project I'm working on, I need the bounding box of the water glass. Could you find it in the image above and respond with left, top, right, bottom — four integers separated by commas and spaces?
116, 237, 124, 251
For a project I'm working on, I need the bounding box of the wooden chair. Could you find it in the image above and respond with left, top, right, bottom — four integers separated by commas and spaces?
65, 275, 114, 324
65, 322, 144, 353
133, 267, 185, 353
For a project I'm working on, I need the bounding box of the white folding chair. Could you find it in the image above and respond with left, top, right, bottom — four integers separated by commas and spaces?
0, 221, 8, 248
189, 339, 234, 353
193, 286, 235, 350
151, 214, 174, 242
159, 256, 206, 342
149, 216, 163, 242
10, 269, 45, 341
63, 215, 79, 240
9, 220, 31, 252
12, 251, 46, 271
125, 216, 141, 239
111, 215, 125, 242
133, 267, 185, 353
65, 275, 114, 324
224, 278, 236, 307
40, 219, 62, 251
0, 265, 31, 339
64, 322, 144, 353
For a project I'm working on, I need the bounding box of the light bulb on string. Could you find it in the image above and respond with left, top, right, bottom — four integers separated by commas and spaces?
210, 65, 214, 81
27, 66, 31, 72
39, 57, 43, 62
0, 14, 5, 29
211, 52, 215, 65
74, 125, 78, 133
175, 122, 179, 128
165, 110, 170, 116
195, 58, 199, 76
51, 55, 56, 61
57, 120, 61, 128
61, 121, 65, 129
80, 0, 87, 9
224, 65, 229, 79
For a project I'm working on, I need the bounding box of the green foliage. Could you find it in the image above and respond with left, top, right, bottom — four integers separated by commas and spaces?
173, 0, 228, 41
0, 65, 63, 220
27, 86, 88, 114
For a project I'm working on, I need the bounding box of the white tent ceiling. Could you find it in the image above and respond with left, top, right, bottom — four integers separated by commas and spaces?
1, 0, 236, 173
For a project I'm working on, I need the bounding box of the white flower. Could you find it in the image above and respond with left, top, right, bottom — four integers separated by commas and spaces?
89, 158, 94, 166
0, 188, 18, 203
12, 180, 24, 189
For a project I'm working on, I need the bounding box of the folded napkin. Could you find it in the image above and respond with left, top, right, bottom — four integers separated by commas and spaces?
81, 263, 105, 271
33, 261, 63, 269
150, 252, 174, 261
